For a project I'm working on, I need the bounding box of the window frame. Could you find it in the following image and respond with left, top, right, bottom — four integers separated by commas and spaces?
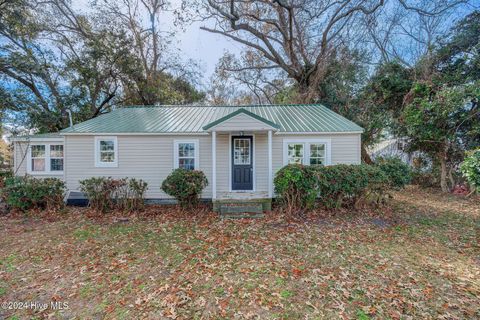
283, 138, 331, 166
27, 143, 64, 175
94, 136, 118, 168
173, 139, 199, 170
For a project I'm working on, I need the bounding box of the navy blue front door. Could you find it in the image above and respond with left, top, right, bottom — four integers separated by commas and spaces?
232, 136, 253, 190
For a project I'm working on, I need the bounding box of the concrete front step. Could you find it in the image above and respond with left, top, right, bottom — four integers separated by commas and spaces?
220, 203, 263, 214
213, 198, 272, 213
214, 200, 270, 219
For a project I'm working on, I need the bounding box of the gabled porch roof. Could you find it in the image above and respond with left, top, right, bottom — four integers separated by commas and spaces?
202, 108, 280, 131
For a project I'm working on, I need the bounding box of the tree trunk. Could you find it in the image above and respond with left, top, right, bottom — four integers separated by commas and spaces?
361, 145, 374, 164
448, 167, 456, 190
439, 154, 449, 192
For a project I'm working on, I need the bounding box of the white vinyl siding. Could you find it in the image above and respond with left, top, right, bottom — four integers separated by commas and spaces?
65, 135, 212, 199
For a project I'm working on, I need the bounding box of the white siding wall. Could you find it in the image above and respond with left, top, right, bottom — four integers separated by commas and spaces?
271, 133, 361, 176
65, 135, 212, 199
14, 141, 28, 176
60, 133, 361, 198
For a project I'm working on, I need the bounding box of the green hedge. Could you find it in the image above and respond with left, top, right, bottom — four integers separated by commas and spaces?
1, 176, 66, 211
79, 177, 148, 212
161, 169, 208, 207
375, 157, 412, 189
274, 163, 393, 212
274, 164, 318, 211
460, 149, 480, 193
315, 164, 388, 209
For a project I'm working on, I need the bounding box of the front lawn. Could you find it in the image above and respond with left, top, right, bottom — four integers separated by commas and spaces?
0, 187, 479, 319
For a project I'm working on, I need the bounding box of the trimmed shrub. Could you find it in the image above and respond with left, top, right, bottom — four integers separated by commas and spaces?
274, 164, 318, 213
460, 149, 480, 193
79, 177, 148, 212
1, 176, 66, 211
314, 164, 389, 209
274, 164, 390, 212
161, 169, 208, 207
375, 157, 412, 189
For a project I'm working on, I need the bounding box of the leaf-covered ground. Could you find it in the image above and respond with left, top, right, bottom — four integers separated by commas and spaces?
0, 186, 479, 319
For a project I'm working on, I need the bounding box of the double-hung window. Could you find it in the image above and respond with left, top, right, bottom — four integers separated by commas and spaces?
174, 140, 199, 170
28, 143, 64, 174
95, 137, 118, 167
309, 143, 326, 165
284, 139, 330, 165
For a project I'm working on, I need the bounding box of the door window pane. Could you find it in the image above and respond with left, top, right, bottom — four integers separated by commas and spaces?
234, 139, 251, 165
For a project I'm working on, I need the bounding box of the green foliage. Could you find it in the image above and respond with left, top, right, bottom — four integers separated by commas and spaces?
161, 169, 208, 208
273, 164, 319, 213
375, 157, 411, 189
314, 164, 388, 209
1, 176, 66, 211
0, 170, 13, 189
435, 11, 480, 85
274, 164, 389, 212
79, 177, 148, 213
460, 149, 480, 193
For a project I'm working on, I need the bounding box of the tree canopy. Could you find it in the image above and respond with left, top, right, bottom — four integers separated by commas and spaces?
1, 0, 478, 191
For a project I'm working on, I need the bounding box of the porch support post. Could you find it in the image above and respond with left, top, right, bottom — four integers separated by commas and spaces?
212, 131, 217, 200
268, 130, 273, 198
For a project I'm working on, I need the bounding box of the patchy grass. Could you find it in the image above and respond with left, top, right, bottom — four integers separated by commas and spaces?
0, 186, 479, 319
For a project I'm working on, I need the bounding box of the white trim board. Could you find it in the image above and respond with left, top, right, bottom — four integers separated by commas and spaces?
61, 132, 209, 136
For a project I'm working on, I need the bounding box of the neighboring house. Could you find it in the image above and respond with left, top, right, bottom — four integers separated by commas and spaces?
368, 137, 427, 168
13, 104, 363, 210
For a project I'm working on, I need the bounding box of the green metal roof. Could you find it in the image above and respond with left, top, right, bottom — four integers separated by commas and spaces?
60, 104, 363, 134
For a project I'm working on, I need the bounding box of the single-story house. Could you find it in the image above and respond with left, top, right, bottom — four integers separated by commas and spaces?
13, 104, 363, 211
